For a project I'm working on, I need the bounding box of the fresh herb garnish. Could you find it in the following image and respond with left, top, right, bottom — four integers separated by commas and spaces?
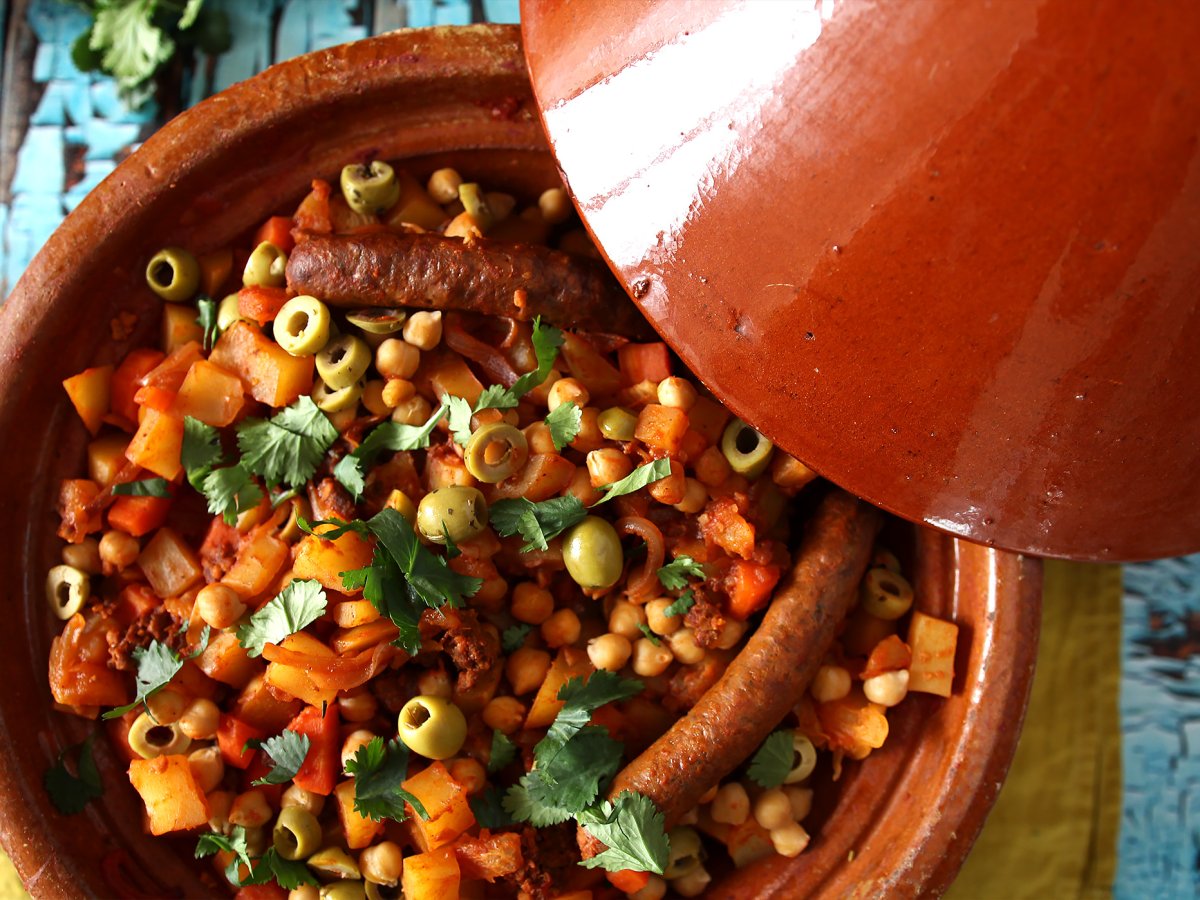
333, 401, 448, 499
489, 495, 587, 552
196, 295, 220, 351
236, 579, 327, 658
545, 401, 582, 451
196, 826, 317, 889
501, 623, 532, 654
345, 737, 430, 823
251, 729, 311, 786
200, 463, 264, 526
44, 733, 103, 815
657, 555, 705, 591
474, 317, 563, 413
102, 626, 210, 720
746, 728, 796, 789
637, 623, 661, 646
662, 590, 696, 619
111, 477, 171, 498
578, 792, 671, 875
237, 396, 338, 490
181, 416, 224, 490
488, 729, 518, 773
446, 395, 475, 446
470, 785, 515, 828
594, 458, 672, 504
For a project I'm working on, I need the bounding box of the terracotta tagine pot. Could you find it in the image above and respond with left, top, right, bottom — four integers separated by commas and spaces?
0, 25, 1039, 898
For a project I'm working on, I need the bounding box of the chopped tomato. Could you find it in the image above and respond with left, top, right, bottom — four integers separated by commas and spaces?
253, 216, 295, 255
725, 559, 782, 620
111, 348, 166, 425
56, 479, 103, 543
608, 869, 651, 893
291, 179, 333, 238
237, 285, 291, 327
287, 704, 341, 796
862, 634, 913, 680
217, 715, 266, 770
618, 342, 672, 385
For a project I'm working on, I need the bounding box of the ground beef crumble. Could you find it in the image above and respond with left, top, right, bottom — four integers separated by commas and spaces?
107, 608, 186, 671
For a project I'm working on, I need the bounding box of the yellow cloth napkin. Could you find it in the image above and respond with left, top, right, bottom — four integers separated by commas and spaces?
949, 561, 1121, 899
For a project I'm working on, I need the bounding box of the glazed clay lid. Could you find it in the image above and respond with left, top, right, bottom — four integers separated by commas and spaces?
520, 0, 1200, 562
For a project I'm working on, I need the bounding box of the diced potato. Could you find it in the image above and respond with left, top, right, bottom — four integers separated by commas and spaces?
329, 619, 400, 655
174, 359, 246, 427
195, 631, 260, 689
402, 762, 476, 852
386, 170, 447, 231
402, 846, 460, 900
209, 321, 313, 408
427, 353, 485, 408
233, 673, 303, 733
635, 403, 689, 456
138, 527, 202, 597
222, 532, 288, 599
526, 647, 592, 729
264, 633, 337, 706
128, 755, 209, 834
125, 408, 184, 480
62, 365, 113, 435
87, 434, 131, 485
162, 303, 205, 353
293, 526, 374, 591
726, 817, 776, 868
331, 600, 381, 628
907, 611, 959, 697
334, 779, 384, 849
560, 332, 622, 396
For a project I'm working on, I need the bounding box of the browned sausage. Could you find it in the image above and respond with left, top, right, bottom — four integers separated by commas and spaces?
579, 489, 882, 857
285, 231, 655, 340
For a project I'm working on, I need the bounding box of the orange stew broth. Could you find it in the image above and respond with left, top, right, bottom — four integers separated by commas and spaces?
49, 162, 954, 900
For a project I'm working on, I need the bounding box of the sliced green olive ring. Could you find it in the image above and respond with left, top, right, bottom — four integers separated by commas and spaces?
464, 422, 529, 483
720, 418, 775, 479
458, 182, 494, 231
784, 733, 818, 784
416, 486, 489, 545
311, 379, 363, 414
274, 295, 332, 357
322, 884, 367, 900
597, 407, 638, 442
277, 495, 314, 544
272, 806, 322, 860
664, 826, 704, 879
242, 241, 288, 287
340, 161, 400, 215
346, 308, 406, 335
46, 564, 90, 620
859, 567, 914, 620
316, 334, 372, 390
562, 516, 624, 590
397, 695, 468, 759
145, 247, 200, 302
307, 846, 361, 879
127, 712, 191, 759
216, 293, 246, 331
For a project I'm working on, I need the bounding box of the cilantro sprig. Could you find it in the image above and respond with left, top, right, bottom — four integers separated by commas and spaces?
196, 296, 220, 351
334, 401, 448, 499
345, 737, 430, 823
236, 580, 327, 658
578, 792, 671, 874
662, 590, 696, 619
488, 730, 518, 773
657, 555, 705, 591
181, 417, 262, 525
746, 729, 796, 789
196, 826, 317, 890
111, 477, 171, 498
501, 623, 532, 654
252, 730, 311, 786
102, 626, 210, 720
545, 401, 582, 451
238, 396, 338, 490
490, 495, 587, 552
44, 733, 103, 815
594, 458, 672, 504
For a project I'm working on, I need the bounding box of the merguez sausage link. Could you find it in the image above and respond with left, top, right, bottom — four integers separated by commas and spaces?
285, 231, 656, 340
579, 489, 882, 857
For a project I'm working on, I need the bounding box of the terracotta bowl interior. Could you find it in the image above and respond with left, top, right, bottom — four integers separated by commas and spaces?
0, 25, 1041, 899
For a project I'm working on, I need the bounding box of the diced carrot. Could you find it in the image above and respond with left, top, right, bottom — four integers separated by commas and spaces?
161, 304, 204, 354
111, 348, 165, 425
237, 285, 290, 327
128, 755, 209, 834
108, 495, 172, 538
137, 527, 202, 597
618, 342, 672, 385
608, 869, 651, 893
198, 247, 234, 297
403, 762, 476, 851
862, 634, 913, 680
253, 216, 295, 255
401, 846, 460, 900
634, 404, 689, 456
132, 384, 176, 414
209, 321, 314, 407
686, 395, 730, 445
287, 704, 340, 796
174, 359, 246, 427
113, 584, 160, 626
292, 179, 333, 236
725, 559, 782, 620
454, 832, 524, 881
62, 365, 113, 435
217, 714, 266, 769
56, 479, 104, 543
526, 647, 593, 729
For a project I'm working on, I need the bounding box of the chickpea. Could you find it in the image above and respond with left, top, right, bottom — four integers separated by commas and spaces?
482, 696, 526, 735
398, 695, 468, 759
360, 840, 404, 885
667, 628, 706, 665
427, 168, 464, 203
693, 446, 731, 487
229, 790, 273, 828
631, 637, 674, 677
375, 338, 420, 380
178, 698, 220, 740
587, 633, 632, 672
784, 786, 814, 822
565, 467, 602, 506
145, 688, 187, 724
337, 689, 379, 723
811, 664, 852, 703
753, 788, 795, 830
538, 187, 572, 225
341, 729, 377, 771
608, 600, 647, 641
710, 783, 750, 825
523, 421, 557, 455
381, 378, 416, 408
541, 608, 581, 649
863, 669, 910, 707
673, 865, 712, 897
506, 647, 552, 695
645, 598, 682, 636
360, 380, 389, 415
770, 822, 811, 858
99, 529, 139, 572
656, 377, 697, 410
547, 377, 589, 412
207, 790, 234, 834
631, 874, 667, 900
448, 757, 487, 795
62, 538, 102, 574
188, 746, 226, 793
416, 667, 454, 699
281, 784, 325, 817
714, 618, 747, 650
586, 448, 634, 488
673, 477, 708, 514
392, 394, 433, 426
511, 582, 554, 625
195, 583, 246, 629
402, 311, 443, 350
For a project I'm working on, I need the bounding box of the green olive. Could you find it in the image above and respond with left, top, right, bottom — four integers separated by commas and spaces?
272, 806, 322, 860
275, 295, 332, 357
346, 308, 406, 335
341, 161, 400, 215
597, 407, 638, 441
307, 846, 361, 879
364, 883, 402, 900
665, 826, 704, 879
242, 241, 288, 287
316, 334, 372, 390
397, 695, 468, 759
562, 516, 623, 590
464, 423, 529, 483
216, 293, 246, 331
127, 712, 191, 759
458, 182, 494, 231
46, 564, 89, 620
720, 418, 775, 479
277, 496, 314, 544
311, 379, 363, 414
416, 486, 488, 544
145, 247, 200, 302
784, 733, 818, 784
859, 567, 914, 620
321, 884, 367, 900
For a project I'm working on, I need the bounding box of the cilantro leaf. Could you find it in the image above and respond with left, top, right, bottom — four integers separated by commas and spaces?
637, 623, 661, 646
196, 826, 253, 885
196, 295, 220, 351
539, 672, 643, 770
197, 827, 317, 889
657, 555, 705, 591
504, 773, 576, 827
470, 785, 515, 829
534, 727, 624, 814
236, 579, 328, 658
298, 517, 372, 540
488, 729, 518, 773
252, 730, 311, 786
111, 477, 171, 498
241, 849, 319, 890
345, 737, 429, 823
201, 464, 264, 526
102, 637, 186, 719
746, 729, 796, 789
545, 401, 582, 451
594, 458, 672, 504
578, 791, 670, 874
473, 318, 563, 412
501, 623, 531, 654
181, 416, 224, 490
369, 508, 481, 610
662, 590, 696, 619
446, 395, 474, 446
333, 401, 448, 499
490, 495, 587, 552
90, 0, 175, 93
44, 733, 103, 815
238, 396, 338, 490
